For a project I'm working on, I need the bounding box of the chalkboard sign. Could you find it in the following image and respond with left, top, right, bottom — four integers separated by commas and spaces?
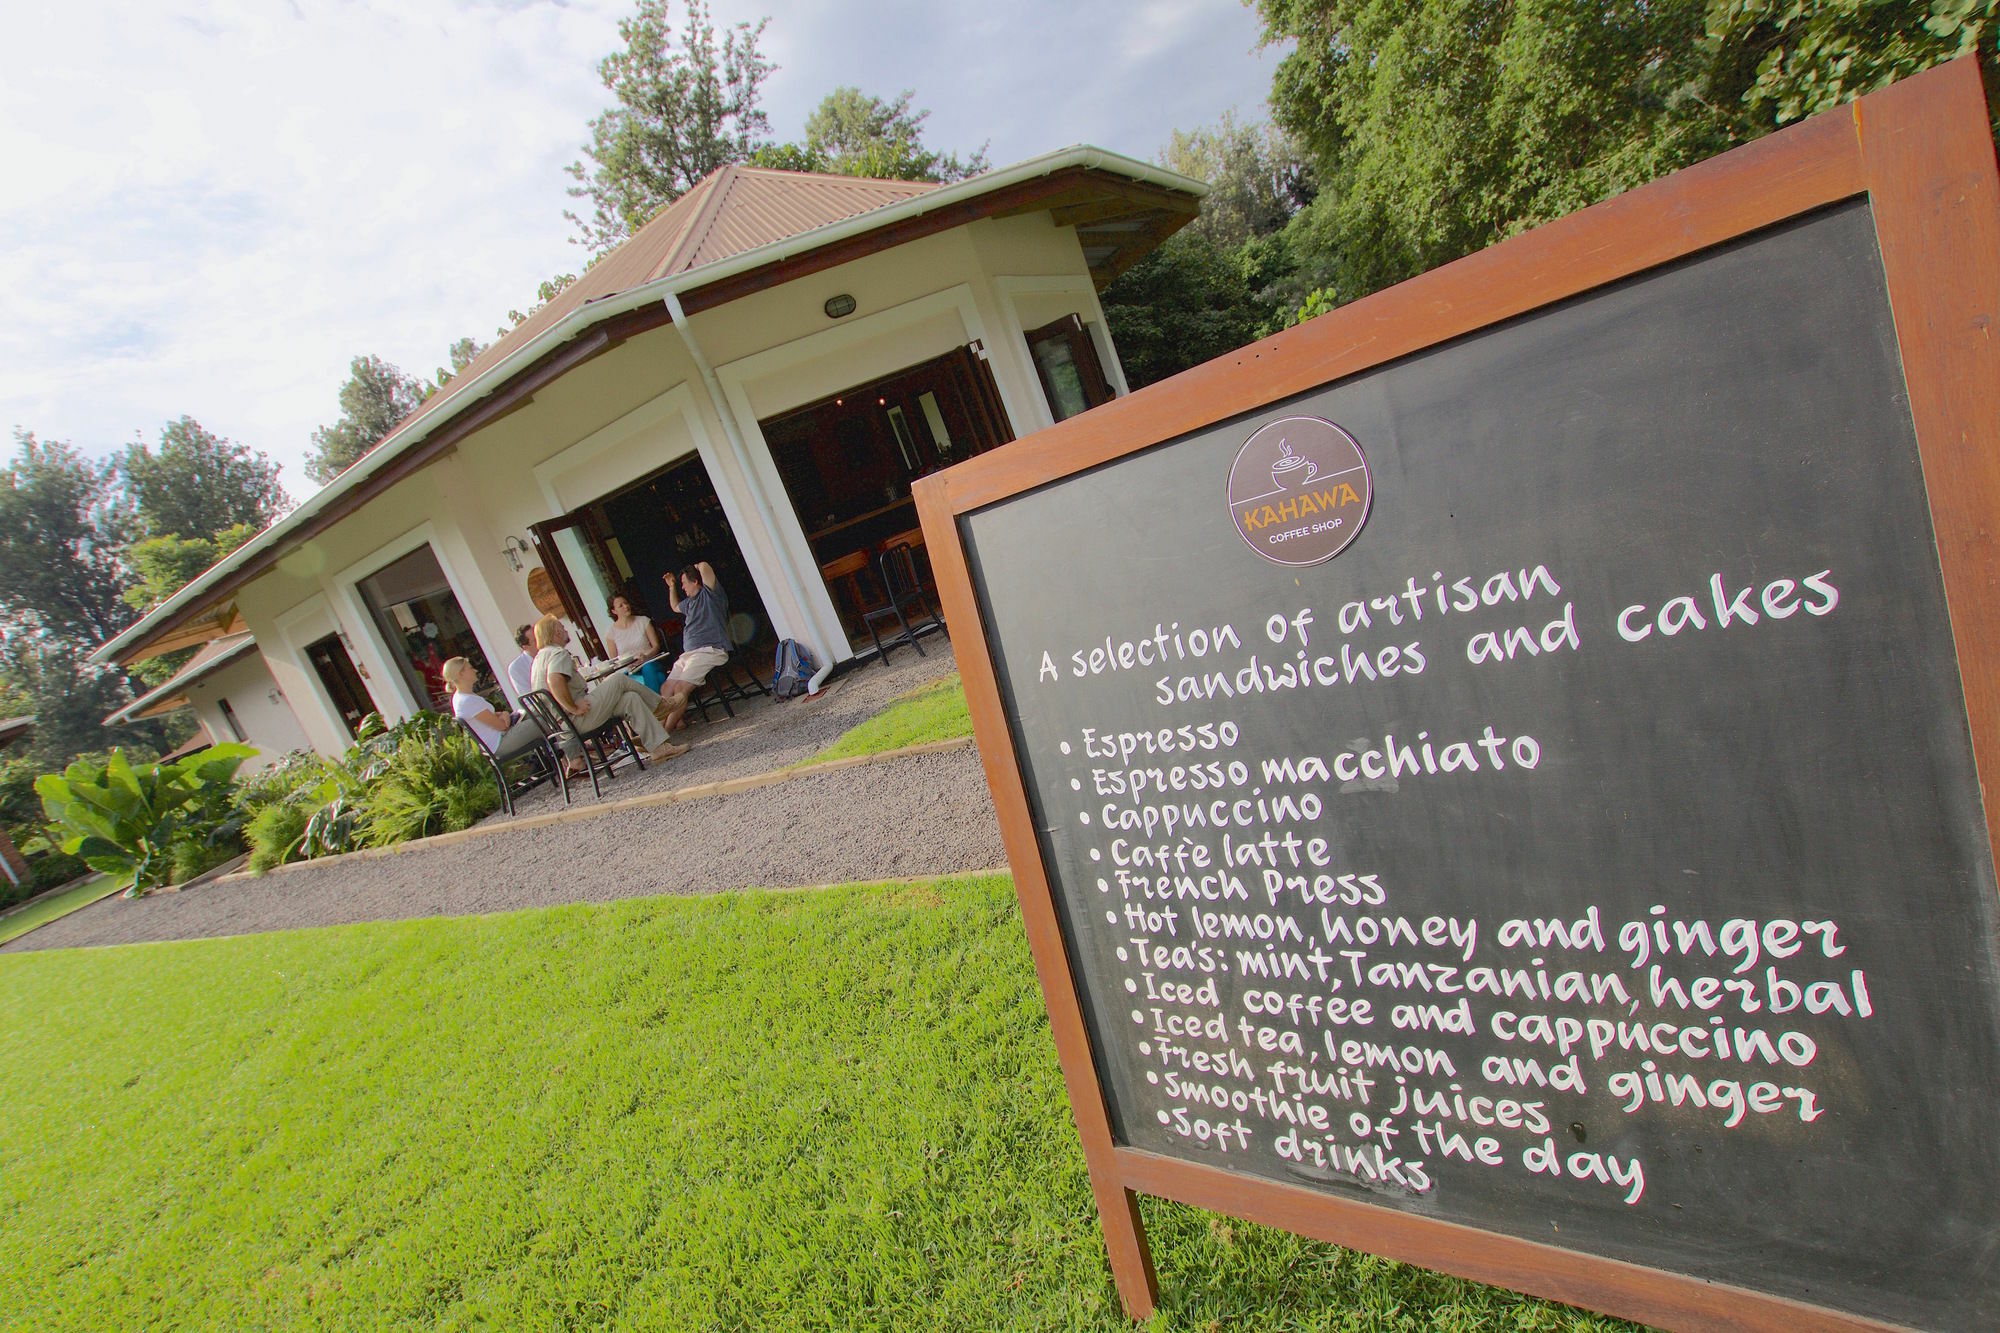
916, 61, 2000, 1333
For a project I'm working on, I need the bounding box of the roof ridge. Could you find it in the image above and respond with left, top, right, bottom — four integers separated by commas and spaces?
655, 163, 742, 279
732, 164, 940, 190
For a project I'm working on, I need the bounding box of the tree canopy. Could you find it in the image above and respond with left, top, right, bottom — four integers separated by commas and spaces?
121, 417, 286, 544
1252, 0, 2000, 314
123, 523, 262, 619
0, 433, 134, 646
304, 355, 430, 485
565, 0, 775, 255
431, 336, 489, 389
0, 633, 156, 771
751, 88, 989, 182
1159, 112, 1313, 254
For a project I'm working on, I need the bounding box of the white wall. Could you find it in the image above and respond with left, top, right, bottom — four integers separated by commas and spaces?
185, 651, 312, 773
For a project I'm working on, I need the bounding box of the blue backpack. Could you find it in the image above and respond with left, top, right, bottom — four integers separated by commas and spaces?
772, 639, 818, 699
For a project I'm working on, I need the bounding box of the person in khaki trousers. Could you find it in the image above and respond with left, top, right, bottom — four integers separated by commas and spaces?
528, 615, 688, 765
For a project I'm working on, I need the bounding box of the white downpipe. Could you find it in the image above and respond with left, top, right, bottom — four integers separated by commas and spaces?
664, 292, 837, 694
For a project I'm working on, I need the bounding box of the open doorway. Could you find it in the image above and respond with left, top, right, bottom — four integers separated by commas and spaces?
303, 633, 371, 740
530, 450, 770, 663
760, 344, 1011, 646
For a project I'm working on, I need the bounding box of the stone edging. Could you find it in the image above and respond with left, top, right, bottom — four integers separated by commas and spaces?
220, 735, 980, 884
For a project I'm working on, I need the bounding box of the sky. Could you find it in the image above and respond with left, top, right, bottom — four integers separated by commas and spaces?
0, 0, 1284, 500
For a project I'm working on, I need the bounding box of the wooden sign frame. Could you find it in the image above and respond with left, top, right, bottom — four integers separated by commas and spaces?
913, 58, 2000, 1333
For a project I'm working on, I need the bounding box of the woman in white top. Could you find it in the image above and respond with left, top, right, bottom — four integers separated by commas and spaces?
606, 593, 668, 692
444, 657, 543, 759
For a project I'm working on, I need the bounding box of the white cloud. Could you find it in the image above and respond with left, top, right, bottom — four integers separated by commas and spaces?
0, 0, 1278, 498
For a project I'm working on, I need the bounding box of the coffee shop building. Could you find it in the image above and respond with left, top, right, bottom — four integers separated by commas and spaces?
93, 150, 1203, 757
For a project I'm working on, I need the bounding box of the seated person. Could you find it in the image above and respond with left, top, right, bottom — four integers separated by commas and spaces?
658, 559, 731, 731
606, 593, 668, 692
444, 656, 548, 763
505, 624, 536, 702
529, 615, 688, 765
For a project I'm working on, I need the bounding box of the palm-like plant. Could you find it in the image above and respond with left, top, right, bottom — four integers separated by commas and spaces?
35, 744, 257, 895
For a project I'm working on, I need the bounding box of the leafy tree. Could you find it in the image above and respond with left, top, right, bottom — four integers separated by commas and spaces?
1253, 0, 2000, 321
119, 523, 260, 689
431, 336, 489, 389
1100, 229, 1273, 390
751, 87, 988, 182
1096, 111, 1316, 389
0, 432, 133, 645
565, 0, 775, 255
500, 274, 579, 335
1257, 0, 1734, 313
1710, 0, 2000, 130
123, 523, 261, 617
0, 633, 157, 772
305, 355, 429, 485
1160, 112, 1314, 253
121, 416, 286, 543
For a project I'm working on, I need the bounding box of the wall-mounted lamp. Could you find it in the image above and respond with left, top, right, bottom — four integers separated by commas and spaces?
502, 535, 532, 571
824, 293, 857, 319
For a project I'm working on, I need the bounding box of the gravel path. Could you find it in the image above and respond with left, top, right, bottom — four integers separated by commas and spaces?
6, 644, 1009, 953
490, 641, 964, 809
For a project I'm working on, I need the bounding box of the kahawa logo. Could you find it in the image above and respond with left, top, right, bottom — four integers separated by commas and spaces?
1226, 416, 1372, 566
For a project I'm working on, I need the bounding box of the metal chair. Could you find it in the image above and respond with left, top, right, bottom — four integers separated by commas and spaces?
687, 648, 773, 722
861, 541, 947, 664
455, 714, 565, 815
516, 689, 646, 801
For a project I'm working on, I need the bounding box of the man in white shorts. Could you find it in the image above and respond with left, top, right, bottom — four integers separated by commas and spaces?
659, 559, 732, 732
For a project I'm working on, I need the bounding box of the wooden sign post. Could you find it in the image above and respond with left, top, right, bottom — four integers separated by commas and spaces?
915, 59, 2000, 1333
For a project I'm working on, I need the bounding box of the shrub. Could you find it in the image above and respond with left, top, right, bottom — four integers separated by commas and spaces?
35, 744, 257, 894
0, 758, 86, 910
239, 712, 500, 873
246, 803, 310, 874
355, 716, 498, 847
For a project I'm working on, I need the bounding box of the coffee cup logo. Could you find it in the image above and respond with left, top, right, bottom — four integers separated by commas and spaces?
1270, 442, 1318, 489
1226, 416, 1371, 566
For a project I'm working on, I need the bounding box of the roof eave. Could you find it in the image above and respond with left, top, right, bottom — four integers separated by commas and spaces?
103, 637, 261, 723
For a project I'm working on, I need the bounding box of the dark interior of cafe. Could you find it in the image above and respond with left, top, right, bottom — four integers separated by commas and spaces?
760, 346, 1011, 646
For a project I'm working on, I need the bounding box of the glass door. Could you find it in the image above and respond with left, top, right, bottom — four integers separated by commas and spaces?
527, 513, 615, 661
1024, 314, 1114, 422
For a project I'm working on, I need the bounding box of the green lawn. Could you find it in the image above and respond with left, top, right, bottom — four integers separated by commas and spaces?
0, 874, 117, 947
0, 876, 1637, 1331
805, 672, 973, 765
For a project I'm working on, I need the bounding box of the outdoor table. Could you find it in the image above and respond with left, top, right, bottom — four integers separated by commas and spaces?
581, 651, 673, 685
580, 654, 643, 684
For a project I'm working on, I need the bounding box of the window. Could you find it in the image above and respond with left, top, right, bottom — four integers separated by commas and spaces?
1025, 314, 1114, 422
216, 698, 246, 743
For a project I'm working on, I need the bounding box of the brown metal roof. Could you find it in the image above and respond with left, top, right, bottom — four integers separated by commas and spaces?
398, 167, 937, 440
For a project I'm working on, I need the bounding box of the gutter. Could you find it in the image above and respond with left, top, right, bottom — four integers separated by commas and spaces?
94, 146, 1206, 665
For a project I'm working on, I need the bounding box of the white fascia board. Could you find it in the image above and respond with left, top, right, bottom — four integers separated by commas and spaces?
93, 146, 1205, 665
